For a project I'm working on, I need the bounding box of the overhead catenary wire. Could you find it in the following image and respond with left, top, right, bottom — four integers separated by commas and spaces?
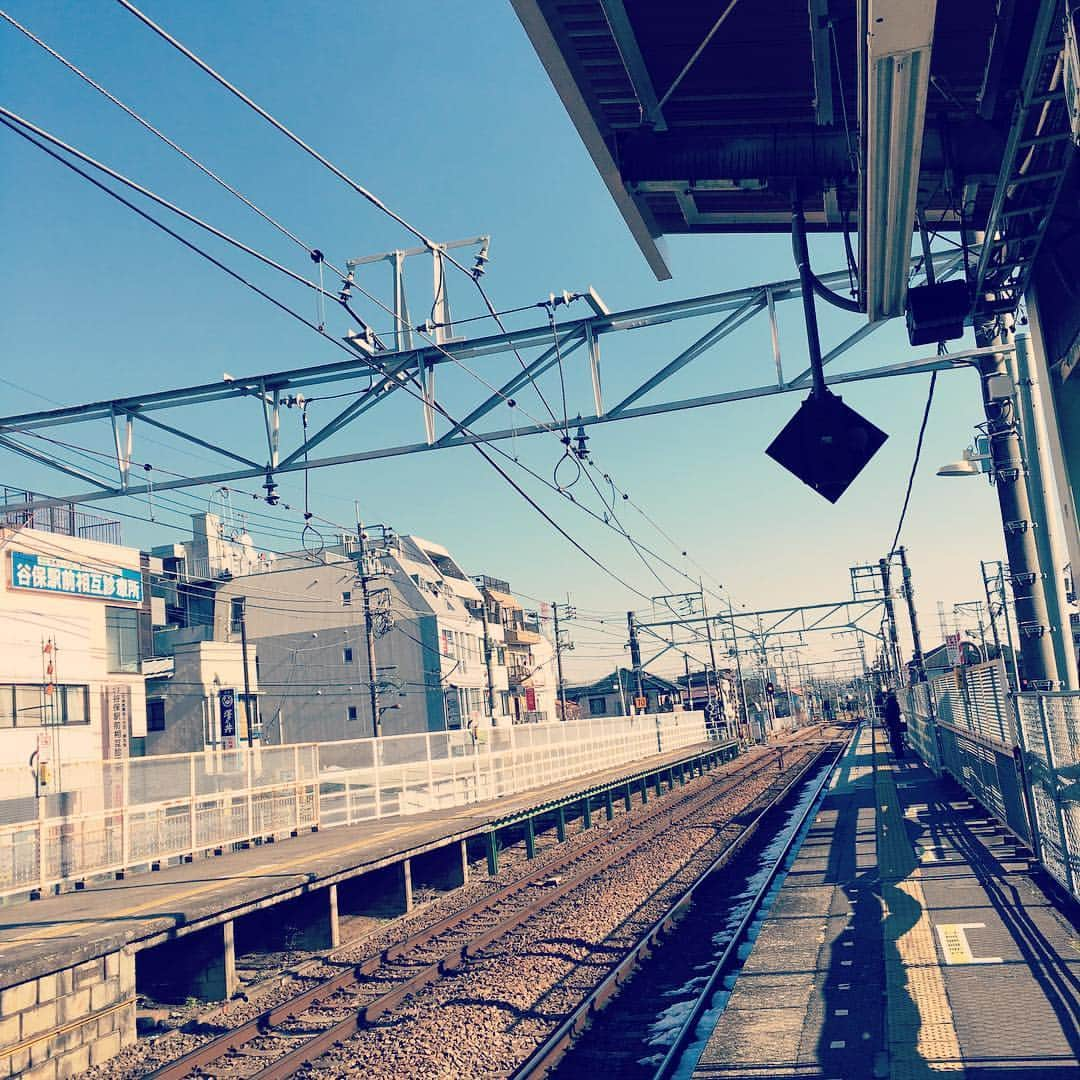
0, 100, 709, 607
0, 105, 704, 600
0, 9, 338, 274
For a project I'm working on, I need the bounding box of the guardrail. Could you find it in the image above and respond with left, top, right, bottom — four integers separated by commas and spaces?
0, 712, 708, 900
900, 661, 1080, 900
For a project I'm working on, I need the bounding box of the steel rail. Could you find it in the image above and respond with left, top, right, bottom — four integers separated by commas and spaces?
511, 730, 849, 1080
650, 733, 850, 1078
147, 745, 784, 1080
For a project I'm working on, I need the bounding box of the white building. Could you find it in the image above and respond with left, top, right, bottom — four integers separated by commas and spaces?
0, 519, 150, 810
388, 536, 511, 728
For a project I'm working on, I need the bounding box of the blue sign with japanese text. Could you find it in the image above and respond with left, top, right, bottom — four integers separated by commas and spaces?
9, 551, 143, 603
219, 689, 237, 740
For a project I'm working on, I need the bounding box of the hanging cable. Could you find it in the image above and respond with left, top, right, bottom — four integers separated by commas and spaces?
887, 371, 938, 556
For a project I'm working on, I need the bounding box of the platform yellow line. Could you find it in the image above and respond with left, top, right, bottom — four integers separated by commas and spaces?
876, 750, 965, 1078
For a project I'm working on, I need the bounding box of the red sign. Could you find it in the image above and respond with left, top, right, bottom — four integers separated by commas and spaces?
525, 686, 536, 711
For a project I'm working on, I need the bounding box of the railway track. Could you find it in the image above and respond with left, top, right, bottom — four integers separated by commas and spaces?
516, 732, 850, 1080
146, 743, 812, 1080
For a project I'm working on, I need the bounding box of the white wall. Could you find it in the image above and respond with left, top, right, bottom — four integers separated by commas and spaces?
0, 527, 147, 775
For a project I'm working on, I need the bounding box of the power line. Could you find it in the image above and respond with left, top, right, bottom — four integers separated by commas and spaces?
0, 117, 656, 601
888, 371, 938, 555
0, 9, 336, 275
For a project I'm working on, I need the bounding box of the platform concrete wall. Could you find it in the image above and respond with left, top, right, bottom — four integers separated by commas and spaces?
0, 949, 135, 1080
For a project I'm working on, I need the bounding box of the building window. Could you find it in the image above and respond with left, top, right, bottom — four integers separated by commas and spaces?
64, 686, 88, 725
343, 646, 354, 664
0, 684, 90, 726
342, 591, 352, 607
347, 705, 358, 722
589, 697, 607, 716
230, 597, 245, 634
106, 606, 141, 673
147, 700, 166, 732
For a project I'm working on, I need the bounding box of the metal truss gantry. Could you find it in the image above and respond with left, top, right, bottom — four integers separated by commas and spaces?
0, 249, 1008, 515
635, 596, 886, 671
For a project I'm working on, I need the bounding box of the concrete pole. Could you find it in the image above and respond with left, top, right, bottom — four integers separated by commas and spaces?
480, 594, 498, 722
879, 557, 903, 686
355, 519, 382, 737
700, 584, 721, 710
975, 322, 1059, 689
728, 597, 749, 741
1013, 333, 1078, 690
684, 652, 691, 711
553, 602, 567, 721
628, 612, 644, 707
239, 599, 254, 748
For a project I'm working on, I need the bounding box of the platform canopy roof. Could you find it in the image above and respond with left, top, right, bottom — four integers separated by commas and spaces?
512, 0, 1076, 327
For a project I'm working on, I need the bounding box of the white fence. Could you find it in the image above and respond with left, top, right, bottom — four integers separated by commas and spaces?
0, 712, 708, 899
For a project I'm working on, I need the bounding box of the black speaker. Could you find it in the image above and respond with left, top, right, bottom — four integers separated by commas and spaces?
905, 280, 970, 346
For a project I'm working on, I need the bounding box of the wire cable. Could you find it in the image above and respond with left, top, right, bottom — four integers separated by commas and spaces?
0, 9, 336, 273
887, 371, 938, 556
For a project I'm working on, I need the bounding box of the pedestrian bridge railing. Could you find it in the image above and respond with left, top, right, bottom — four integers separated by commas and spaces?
0, 711, 708, 901
900, 661, 1080, 900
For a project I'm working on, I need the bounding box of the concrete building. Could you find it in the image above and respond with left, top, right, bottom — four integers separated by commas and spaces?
0, 512, 151, 811
147, 517, 565, 746
475, 577, 557, 724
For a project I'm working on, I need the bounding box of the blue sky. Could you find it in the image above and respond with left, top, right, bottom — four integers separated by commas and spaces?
0, 1, 1006, 680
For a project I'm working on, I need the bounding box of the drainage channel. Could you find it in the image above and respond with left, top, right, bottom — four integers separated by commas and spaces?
544, 741, 845, 1080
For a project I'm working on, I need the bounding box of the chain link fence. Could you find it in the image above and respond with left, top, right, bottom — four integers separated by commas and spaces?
901, 660, 1080, 898
0, 711, 708, 899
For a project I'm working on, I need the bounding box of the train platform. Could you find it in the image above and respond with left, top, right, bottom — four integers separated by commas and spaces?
693, 724, 1080, 1079
0, 738, 735, 995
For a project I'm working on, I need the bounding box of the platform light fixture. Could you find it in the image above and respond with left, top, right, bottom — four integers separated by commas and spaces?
862, 0, 938, 321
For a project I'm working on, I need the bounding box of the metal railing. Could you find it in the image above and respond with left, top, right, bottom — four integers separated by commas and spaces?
900, 660, 1080, 899
0, 712, 708, 900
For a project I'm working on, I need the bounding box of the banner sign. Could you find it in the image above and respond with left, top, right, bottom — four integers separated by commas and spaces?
219, 689, 237, 749
946, 633, 962, 665
10, 551, 143, 603
102, 685, 130, 761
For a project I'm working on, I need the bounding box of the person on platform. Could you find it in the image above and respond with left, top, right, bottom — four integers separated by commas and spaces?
883, 691, 904, 758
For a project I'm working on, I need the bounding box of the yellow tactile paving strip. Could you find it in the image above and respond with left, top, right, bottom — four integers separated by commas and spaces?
876, 745, 965, 1078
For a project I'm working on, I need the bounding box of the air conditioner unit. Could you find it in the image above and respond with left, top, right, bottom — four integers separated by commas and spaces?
862, 0, 938, 321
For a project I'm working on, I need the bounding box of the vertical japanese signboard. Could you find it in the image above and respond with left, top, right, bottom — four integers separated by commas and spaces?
219, 688, 237, 750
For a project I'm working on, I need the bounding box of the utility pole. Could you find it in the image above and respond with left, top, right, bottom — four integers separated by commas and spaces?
879, 556, 902, 686
628, 611, 644, 708
354, 514, 382, 738
983, 560, 1023, 688
479, 594, 497, 723
615, 665, 628, 715
238, 598, 254, 747
683, 652, 692, 711
1013, 333, 1079, 690
553, 601, 569, 721
898, 547, 927, 685
728, 596, 749, 742
976, 321, 1059, 689
700, 584, 720, 720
